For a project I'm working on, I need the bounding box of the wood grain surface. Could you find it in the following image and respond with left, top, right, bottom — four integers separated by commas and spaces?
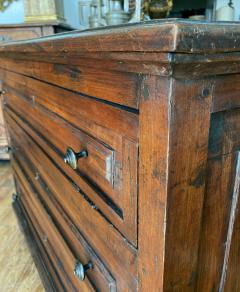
0, 23, 71, 160
1, 20, 240, 291
1, 20, 240, 53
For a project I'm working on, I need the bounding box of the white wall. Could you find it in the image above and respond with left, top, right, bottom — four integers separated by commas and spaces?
216, 0, 240, 20
63, 0, 80, 29
0, 0, 81, 29
0, 1, 24, 24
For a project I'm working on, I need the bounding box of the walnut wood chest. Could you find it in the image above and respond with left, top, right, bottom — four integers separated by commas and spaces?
0, 22, 72, 160
1, 20, 240, 291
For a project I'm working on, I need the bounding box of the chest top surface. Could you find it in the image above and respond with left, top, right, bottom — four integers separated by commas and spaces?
0, 19, 240, 54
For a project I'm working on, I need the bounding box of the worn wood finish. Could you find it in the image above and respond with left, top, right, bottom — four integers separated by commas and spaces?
224, 152, 240, 291
196, 110, 240, 291
13, 192, 66, 292
14, 161, 99, 292
164, 78, 214, 291
0, 23, 72, 160
13, 156, 117, 292
2, 20, 240, 53
0, 59, 140, 109
6, 109, 138, 291
138, 75, 169, 290
4, 73, 139, 244
1, 20, 240, 291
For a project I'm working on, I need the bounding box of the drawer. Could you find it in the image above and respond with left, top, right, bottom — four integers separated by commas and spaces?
14, 162, 117, 292
13, 159, 116, 292
6, 110, 138, 291
16, 195, 67, 292
3, 71, 138, 245
1, 58, 139, 108
7, 91, 116, 193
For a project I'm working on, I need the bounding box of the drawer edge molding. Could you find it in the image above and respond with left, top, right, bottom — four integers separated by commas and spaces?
8, 120, 138, 290
5, 105, 138, 245
12, 193, 64, 292
6, 104, 124, 220
13, 157, 117, 292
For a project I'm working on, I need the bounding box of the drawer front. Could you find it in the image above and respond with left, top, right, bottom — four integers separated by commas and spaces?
6, 110, 138, 291
15, 195, 67, 292
13, 158, 116, 292
3, 70, 138, 245
14, 160, 117, 292
0, 58, 139, 108
7, 91, 116, 193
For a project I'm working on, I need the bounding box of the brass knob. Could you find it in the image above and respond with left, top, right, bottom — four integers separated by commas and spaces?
74, 261, 93, 281
64, 147, 88, 170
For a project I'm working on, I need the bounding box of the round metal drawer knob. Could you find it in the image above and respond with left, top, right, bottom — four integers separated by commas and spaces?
64, 147, 88, 170
74, 261, 93, 281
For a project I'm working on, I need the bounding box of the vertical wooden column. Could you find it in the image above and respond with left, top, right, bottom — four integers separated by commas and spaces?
163, 78, 213, 291
138, 75, 170, 291
138, 75, 214, 291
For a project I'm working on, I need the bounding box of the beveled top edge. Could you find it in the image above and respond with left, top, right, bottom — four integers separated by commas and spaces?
0, 19, 240, 53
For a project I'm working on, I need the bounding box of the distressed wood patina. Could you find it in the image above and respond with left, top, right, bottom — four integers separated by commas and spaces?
0, 20, 239, 291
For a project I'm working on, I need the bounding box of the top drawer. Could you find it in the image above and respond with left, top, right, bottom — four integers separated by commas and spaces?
0, 58, 139, 109
3, 70, 139, 245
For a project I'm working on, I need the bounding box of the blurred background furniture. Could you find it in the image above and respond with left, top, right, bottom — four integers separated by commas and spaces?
79, 0, 240, 29
0, 1, 239, 30
24, 0, 65, 23
0, 22, 70, 42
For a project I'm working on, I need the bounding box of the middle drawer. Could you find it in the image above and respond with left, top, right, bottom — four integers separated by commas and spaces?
3, 70, 138, 245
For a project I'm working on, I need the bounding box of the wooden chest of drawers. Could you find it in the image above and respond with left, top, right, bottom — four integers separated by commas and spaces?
0, 22, 72, 160
1, 20, 240, 291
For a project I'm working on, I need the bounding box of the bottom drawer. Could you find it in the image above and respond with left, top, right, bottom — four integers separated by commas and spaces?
13, 157, 117, 292
13, 192, 66, 292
